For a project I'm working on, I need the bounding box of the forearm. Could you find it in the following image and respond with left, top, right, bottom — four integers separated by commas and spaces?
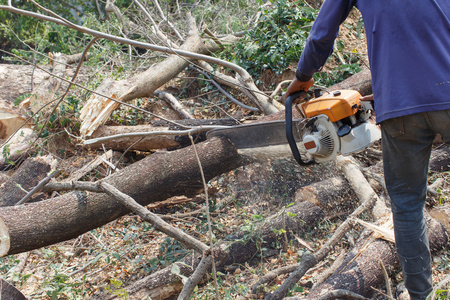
296, 0, 355, 80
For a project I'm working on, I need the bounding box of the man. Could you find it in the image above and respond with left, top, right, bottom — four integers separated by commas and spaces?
285, 1, 450, 299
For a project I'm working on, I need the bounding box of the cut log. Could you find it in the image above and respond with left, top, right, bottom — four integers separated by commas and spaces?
429, 145, 450, 172
327, 68, 372, 96
85, 119, 240, 151
0, 100, 32, 141
0, 279, 27, 300
100, 200, 325, 300
0, 137, 242, 256
293, 176, 356, 216
20, 52, 86, 114
307, 217, 448, 298
0, 64, 48, 102
0, 155, 56, 206
429, 204, 450, 232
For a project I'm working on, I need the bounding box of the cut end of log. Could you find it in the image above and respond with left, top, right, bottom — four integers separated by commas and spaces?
0, 217, 10, 257
429, 206, 450, 233
80, 93, 120, 137
0, 100, 32, 140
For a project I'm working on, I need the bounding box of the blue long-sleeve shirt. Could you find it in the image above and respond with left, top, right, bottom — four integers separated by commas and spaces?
297, 0, 450, 123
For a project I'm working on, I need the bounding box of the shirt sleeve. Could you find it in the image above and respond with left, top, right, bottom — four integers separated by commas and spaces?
297, 0, 356, 81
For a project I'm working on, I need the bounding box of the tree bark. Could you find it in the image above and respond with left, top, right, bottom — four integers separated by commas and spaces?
0, 279, 27, 300
293, 176, 356, 216
0, 137, 242, 256
307, 217, 448, 298
0, 64, 47, 102
0, 156, 56, 206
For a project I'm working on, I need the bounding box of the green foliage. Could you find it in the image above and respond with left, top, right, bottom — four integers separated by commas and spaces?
158, 237, 189, 265
105, 278, 129, 300
0, 1, 98, 61
313, 62, 361, 87
219, 0, 363, 87
40, 272, 86, 299
220, 0, 317, 81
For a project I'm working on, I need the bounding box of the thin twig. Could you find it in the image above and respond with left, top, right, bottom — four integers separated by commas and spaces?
379, 259, 393, 299
193, 66, 259, 112
15, 170, 60, 205
177, 253, 213, 300
188, 134, 219, 300
316, 289, 369, 300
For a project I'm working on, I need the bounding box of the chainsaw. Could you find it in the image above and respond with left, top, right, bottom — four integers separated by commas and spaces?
207, 89, 381, 165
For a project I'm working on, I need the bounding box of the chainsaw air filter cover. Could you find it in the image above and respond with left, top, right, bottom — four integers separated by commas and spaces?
300, 115, 340, 163
301, 90, 361, 122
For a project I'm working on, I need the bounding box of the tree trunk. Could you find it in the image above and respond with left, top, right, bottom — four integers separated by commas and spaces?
0, 279, 27, 300
0, 64, 47, 102
307, 217, 448, 298
0, 137, 242, 256
79, 14, 220, 137
20, 52, 86, 114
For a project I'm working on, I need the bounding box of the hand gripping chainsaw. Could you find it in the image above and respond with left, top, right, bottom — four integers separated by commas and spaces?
207, 89, 381, 165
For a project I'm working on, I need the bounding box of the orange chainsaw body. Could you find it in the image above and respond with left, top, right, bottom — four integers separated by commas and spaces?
300, 90, 361, 122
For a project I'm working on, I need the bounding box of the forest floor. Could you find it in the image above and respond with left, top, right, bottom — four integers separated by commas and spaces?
0, 6, 449, 300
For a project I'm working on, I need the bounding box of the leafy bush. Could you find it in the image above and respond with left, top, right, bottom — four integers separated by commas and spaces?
220, 0, 316, 81
220, 0, 362, 87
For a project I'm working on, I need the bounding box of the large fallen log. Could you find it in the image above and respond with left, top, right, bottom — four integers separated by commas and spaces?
306, 217, 448, 298
103, 162, 366, 299
0, 64, 48, 102
0, 137, 242, 256
19, 52, 86, 114
100, 200, 325, 300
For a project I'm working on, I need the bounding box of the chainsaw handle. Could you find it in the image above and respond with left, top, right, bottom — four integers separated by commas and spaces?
285, 91, 315, 166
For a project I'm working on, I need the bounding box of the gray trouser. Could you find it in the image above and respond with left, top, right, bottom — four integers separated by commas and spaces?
381, 109, 450, 300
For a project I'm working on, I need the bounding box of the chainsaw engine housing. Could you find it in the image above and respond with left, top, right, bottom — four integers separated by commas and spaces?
296, 90, 381, 162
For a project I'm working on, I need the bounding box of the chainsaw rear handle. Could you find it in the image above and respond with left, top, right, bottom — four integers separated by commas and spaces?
285, 91, 315, 166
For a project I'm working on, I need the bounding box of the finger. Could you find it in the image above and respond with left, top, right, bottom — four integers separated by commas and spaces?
360, 94, 374, 101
